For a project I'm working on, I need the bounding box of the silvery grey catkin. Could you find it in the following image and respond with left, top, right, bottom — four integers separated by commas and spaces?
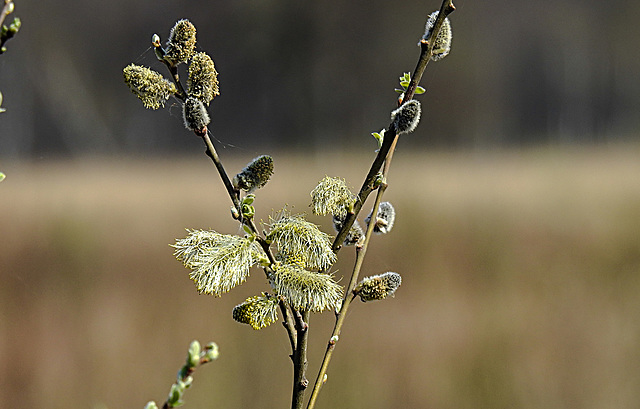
391, 100, 421, 134
422, 11, 452, 61
182, 96, 210, 135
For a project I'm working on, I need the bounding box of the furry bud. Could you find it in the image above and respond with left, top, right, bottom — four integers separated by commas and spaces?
233, 155, 274, 193
365, 201, 395, 235
422, 11, 452, 61
391, 100, 421, 134
355, 272, 402, 302
182, 96, 210, 135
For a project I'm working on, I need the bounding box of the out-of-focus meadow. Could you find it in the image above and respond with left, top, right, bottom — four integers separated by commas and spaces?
1, 145, 639, 409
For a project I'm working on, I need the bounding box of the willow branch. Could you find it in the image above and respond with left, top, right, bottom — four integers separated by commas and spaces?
332, 0, 454, 254
310, 2, 455, 408
0, 2, 12, 28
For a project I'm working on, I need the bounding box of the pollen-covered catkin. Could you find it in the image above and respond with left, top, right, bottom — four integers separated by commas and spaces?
232, 295, 279, 330
165, 19, 197, 65
182, 96, 210, 134
188, 52, 220, 105
123, 64, 177, 109
422, 11, 452, 61
391, 100, 421, 134
355, 272, 402, 302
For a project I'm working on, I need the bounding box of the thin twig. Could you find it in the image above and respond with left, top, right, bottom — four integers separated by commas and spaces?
0, 2, 11, 28
308, 2, 455, 408
199, 129, 298, 349
332, 0, 455, 253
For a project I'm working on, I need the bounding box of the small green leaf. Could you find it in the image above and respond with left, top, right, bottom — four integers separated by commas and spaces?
242, 194, 255, 205
371, 129, 385, 150
187, 340, 201, 368
0, 172, 5, 182
415, 86, 426, 94
242, 204, 255, 219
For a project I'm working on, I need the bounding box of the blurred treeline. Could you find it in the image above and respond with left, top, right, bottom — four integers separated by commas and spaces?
1, 0, 639, 157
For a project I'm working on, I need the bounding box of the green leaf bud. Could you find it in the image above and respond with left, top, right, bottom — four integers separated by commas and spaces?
232, 155, 274, 193
144, 401, 159, 409
187, 52, 220, 105
355, 272, 402, 302
391, 100, 421, 134
203, 342, 220, 361
165, 19, 197, 65
310, 176, 355, 220
422, 11, 452, 61
232, 294, 279, 330
187, 340, 201, 368
365, 201, 395, 235
241, 203, 255, 219
182, 96, 210, 135
123, 64, 177, 109
8, 17, 20, 35
270, 264, 343, 312
167, 383, 183, 406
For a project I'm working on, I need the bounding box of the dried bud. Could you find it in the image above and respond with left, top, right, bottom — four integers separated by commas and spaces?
333, 215, 364, 246
391, 100, 421, 134
365, 201, 395, 235
422, 11, 452, 61
355, 272, 402, 302
232, 155, 274, 193
165, 19, 197, 65
188, 52, 220, 105
182, 96, 210, 135
151, 34, 161, 48
123, 64, 177, 109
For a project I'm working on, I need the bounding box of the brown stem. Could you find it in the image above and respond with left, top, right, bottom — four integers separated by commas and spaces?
0, 1, 13, 29
291, 311, 310, 409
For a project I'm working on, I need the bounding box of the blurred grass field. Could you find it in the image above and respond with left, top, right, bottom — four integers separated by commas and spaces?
1, 145, 640, 409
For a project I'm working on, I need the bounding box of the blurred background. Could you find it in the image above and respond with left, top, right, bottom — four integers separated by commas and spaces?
1, 0, 640, 408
